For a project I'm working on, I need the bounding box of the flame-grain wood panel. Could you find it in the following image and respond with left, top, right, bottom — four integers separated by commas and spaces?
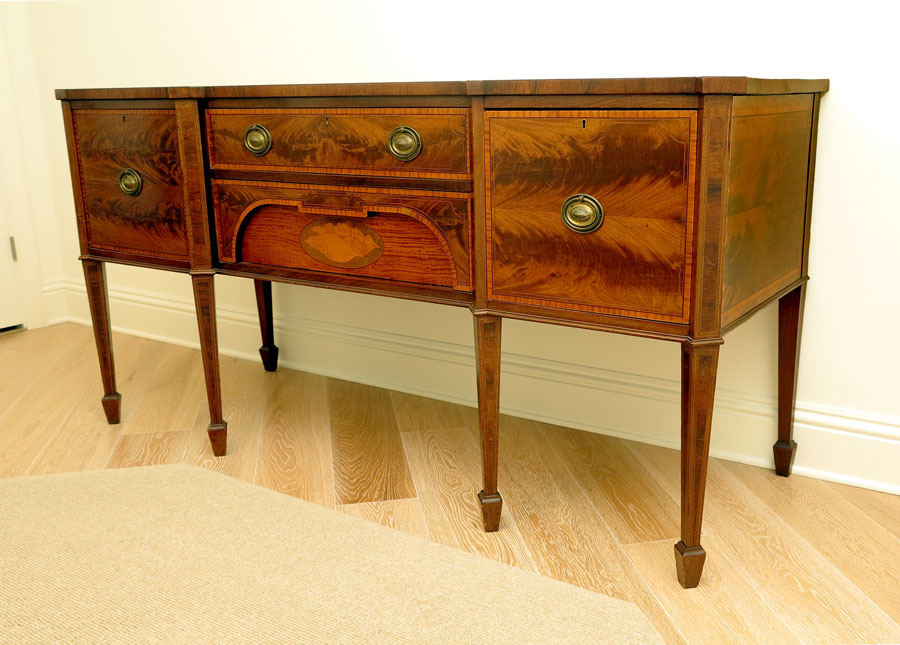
722, 95, 814, 326
486, 110, 696, 322
213, 179, 472, 289
206, 108, 470, 178
72, 109, 188, 260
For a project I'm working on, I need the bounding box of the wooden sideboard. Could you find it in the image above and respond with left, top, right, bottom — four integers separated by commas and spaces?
58, 77, 828, 588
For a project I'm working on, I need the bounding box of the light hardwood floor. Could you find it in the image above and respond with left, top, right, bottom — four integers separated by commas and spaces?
3, 322, 900, 644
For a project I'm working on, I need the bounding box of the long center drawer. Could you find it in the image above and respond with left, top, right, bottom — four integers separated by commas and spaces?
206, 108, 470, 179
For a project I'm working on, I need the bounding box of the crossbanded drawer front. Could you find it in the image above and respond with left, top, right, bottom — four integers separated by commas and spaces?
486, 110, 697, 323
72, 109, 188, 261
212, 179, 472, 290
206, 108, 470, 179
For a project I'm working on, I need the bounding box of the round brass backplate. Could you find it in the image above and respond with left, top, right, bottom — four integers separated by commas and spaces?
388, 126, 422, 161
561, 194, 604, 233
117, 168, 142, 196
243, 124, 272, 156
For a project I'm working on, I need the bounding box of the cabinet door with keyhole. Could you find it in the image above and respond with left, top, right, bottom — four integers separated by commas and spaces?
72, 109, 187, 262
485, 110, 697, 323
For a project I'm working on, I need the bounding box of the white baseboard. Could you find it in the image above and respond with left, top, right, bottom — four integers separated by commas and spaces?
40, 280, 72, 327
46, 278, 900, 496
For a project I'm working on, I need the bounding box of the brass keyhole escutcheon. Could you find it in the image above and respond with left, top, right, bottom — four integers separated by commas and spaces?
561, 194, 604, 233
388, 126, 422, 161
118, 168, 142, 196
243, 124, 272, 156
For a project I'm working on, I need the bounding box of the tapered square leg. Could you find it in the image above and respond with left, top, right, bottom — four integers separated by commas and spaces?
101, 393, 121, 425
478, 490, 503, 533
774, 439, 798, 476
193, 273, 228, 456
775, 284, 806, 476
207, 422, 228, 457
82, 260, 121, 424
474, 313, 502, 532
676, 339, 720, 588
258, 345, 279, 373
254, 279, 279, 372
674, 542, 707, 589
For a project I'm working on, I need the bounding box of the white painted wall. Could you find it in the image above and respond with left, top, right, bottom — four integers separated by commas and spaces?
2, 0, 898, 492
0, 5, 49, 329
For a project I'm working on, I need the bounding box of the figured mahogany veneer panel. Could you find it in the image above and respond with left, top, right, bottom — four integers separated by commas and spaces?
207, 108, 470, 178
72, 109, 187, 260
213, 180, 472, 290
486, 110, 696, 322
721, 95, 814, 326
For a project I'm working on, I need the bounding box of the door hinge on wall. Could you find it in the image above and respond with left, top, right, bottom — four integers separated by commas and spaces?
9, 236, 16, 262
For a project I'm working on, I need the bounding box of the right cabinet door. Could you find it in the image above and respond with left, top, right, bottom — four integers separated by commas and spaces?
485, 110, 697, 323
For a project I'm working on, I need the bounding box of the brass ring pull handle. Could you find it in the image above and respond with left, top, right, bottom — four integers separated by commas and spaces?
117, 168, 142, 196
243, 124, 272, 156
561, 194, 604, 233
388, 126, 422, 161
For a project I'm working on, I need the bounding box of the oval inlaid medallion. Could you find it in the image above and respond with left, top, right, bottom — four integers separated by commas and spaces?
300, 218, 384, 268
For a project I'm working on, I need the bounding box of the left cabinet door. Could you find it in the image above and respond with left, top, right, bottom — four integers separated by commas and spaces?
72, 109, 188, 263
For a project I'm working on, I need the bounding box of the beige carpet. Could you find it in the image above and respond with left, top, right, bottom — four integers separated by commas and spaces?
0, 464, 663, 643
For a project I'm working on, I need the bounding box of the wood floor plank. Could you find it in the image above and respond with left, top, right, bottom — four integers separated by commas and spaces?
120, 343, 206, 435
724, 460, 900, 624
624, 539, 801, 644
0, 334, 97, 477
338, 498, 429, 540
0, 324, 27, 348
27, 334, 168, 476
827, 480, 900, 541
628, 442, 900, 644
542, 421, 681, 544
390, 391, 478, 433
329, 379, 416, 504
0, 324, 88, 412
184, 397, 264, 484
105, 431, 190, 469
219, 354, 275, 403
256, 370, 334, 507
401, 427, 536, 570
0, 324, 89, 406
26, 398, 120, 476
495, 416, 685, 645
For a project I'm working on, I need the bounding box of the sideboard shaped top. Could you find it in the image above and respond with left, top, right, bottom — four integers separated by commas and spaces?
55, 77, 829, 101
